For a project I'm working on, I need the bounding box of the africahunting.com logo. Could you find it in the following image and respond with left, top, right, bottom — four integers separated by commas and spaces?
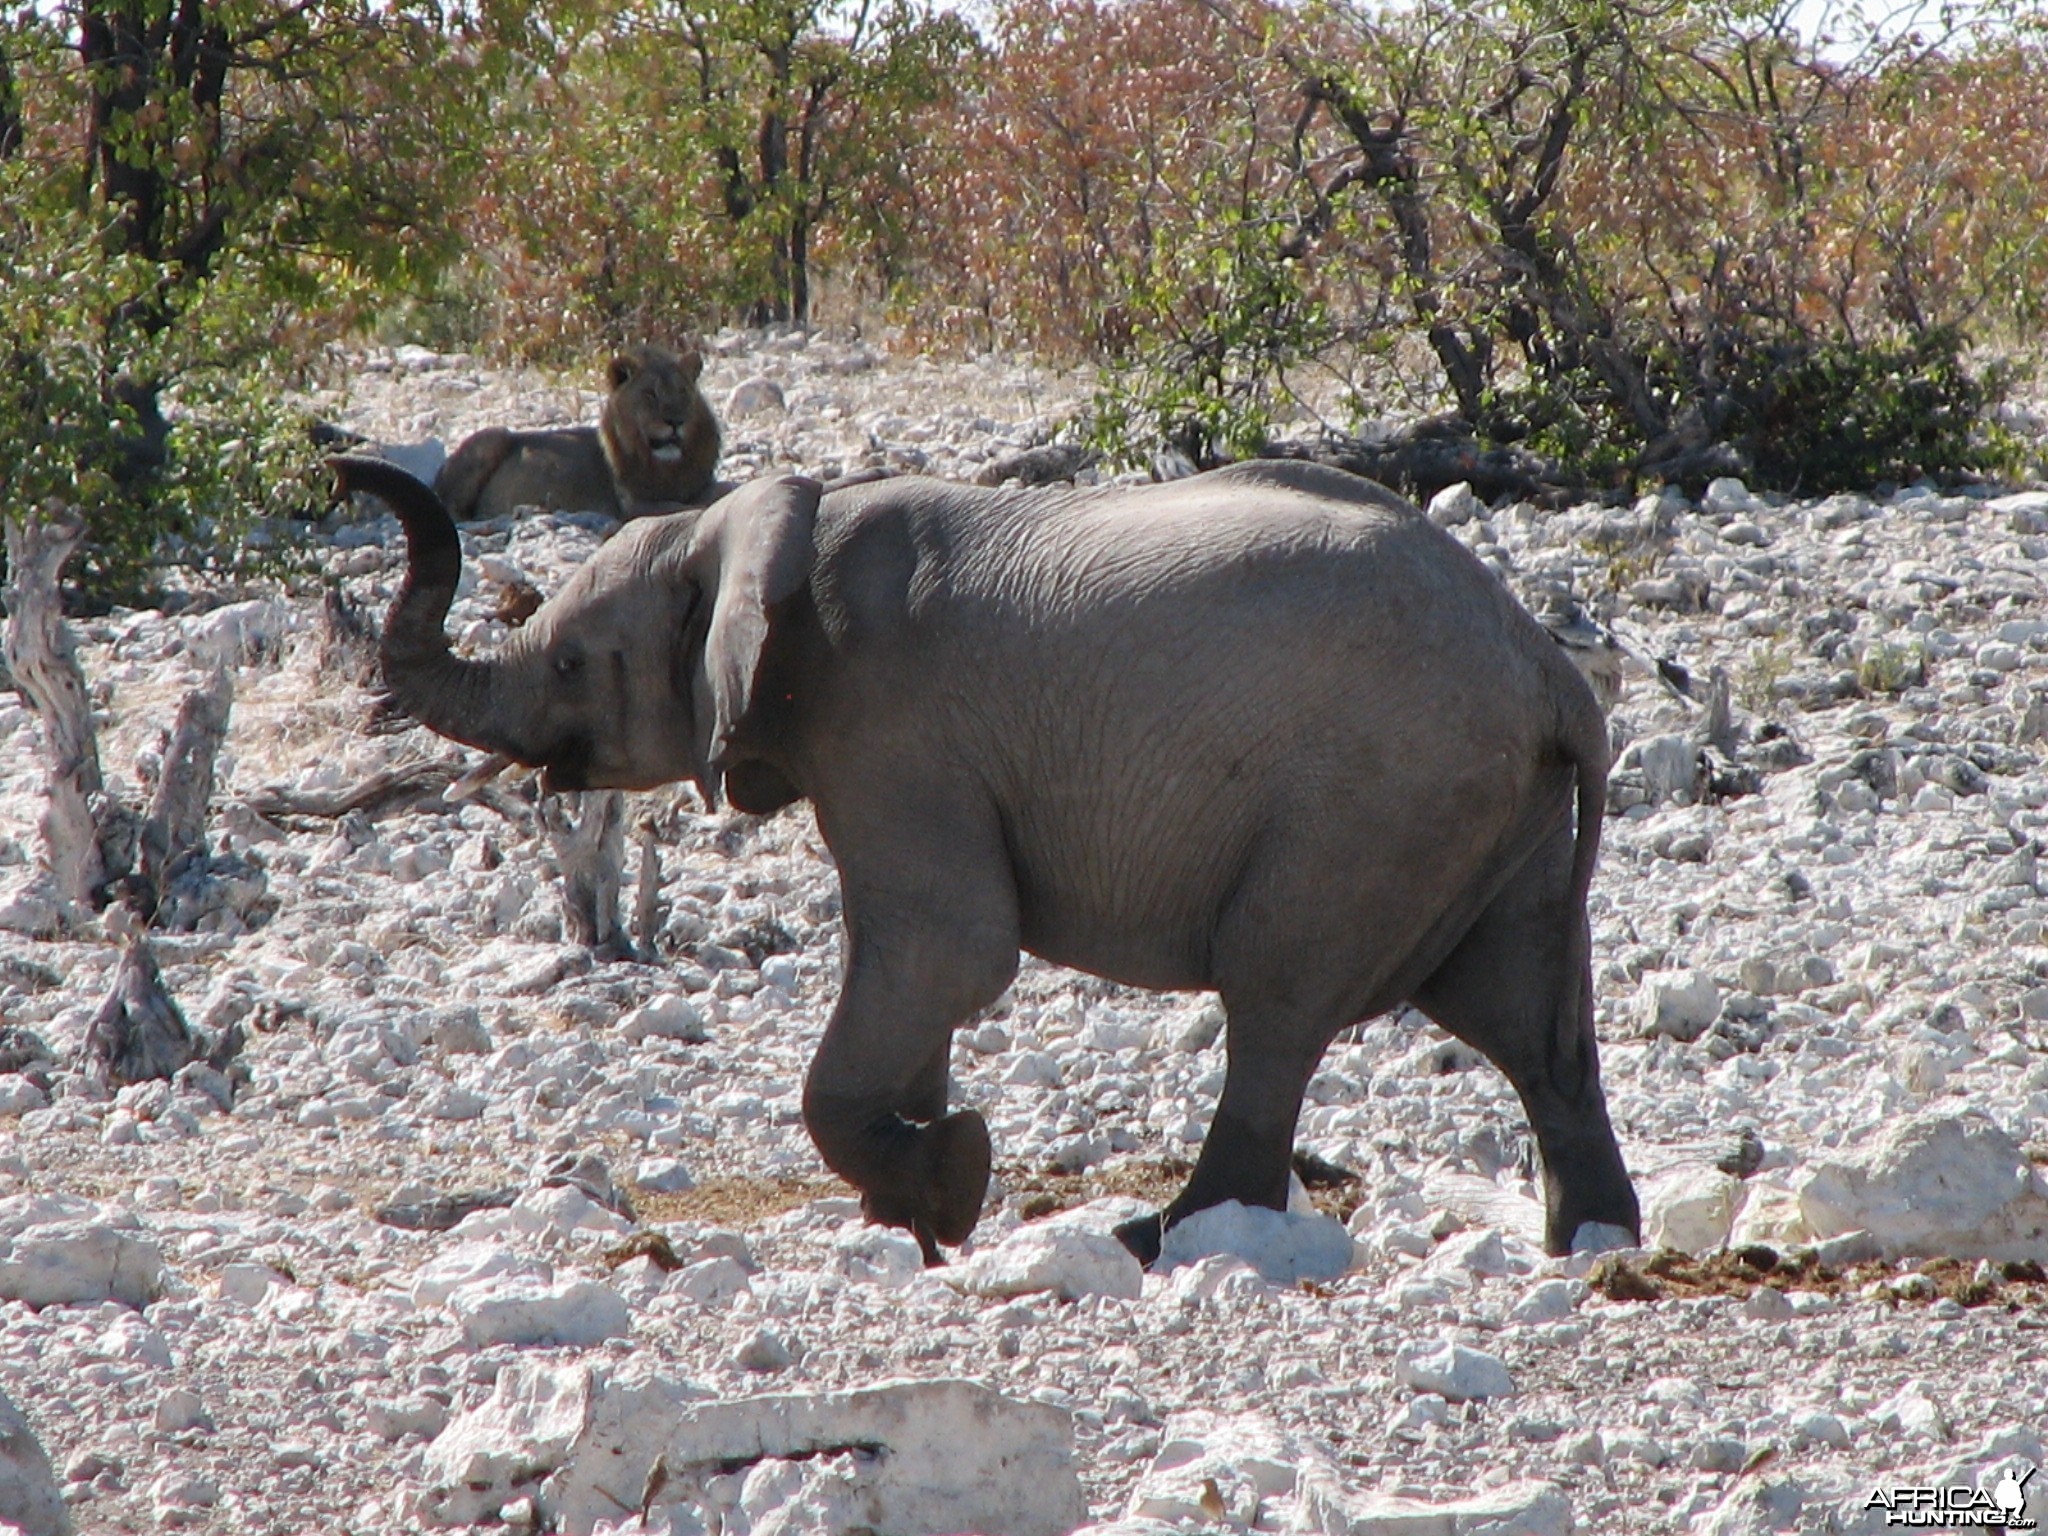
1863, 1462, 2037, 1527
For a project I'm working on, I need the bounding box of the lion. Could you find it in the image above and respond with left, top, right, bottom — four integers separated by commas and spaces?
433, 344, 723, 522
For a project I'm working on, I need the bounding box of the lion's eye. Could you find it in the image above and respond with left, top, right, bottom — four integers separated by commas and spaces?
553, 649, 585, 679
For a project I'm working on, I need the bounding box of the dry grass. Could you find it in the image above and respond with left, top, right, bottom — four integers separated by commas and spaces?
631, 1150, 1369, 1234
635, 1174, 844, 1229
1591, 1247, 2048, 1311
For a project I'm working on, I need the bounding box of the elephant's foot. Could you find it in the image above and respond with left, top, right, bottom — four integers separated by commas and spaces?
1533, 1106, 1641, 1256
855, 1109, 993, 1266
1113, 1210, 1165, 1266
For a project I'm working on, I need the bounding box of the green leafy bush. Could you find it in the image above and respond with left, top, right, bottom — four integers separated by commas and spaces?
1733, 329, 2014, 492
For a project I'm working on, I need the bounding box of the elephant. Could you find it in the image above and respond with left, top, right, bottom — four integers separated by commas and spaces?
330, 453, 1640, 1263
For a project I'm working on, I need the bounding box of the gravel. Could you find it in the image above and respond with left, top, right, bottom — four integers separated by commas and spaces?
0, 331, 2044, 1534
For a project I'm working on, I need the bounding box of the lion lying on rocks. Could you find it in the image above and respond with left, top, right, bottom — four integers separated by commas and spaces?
434, 344, 722, 521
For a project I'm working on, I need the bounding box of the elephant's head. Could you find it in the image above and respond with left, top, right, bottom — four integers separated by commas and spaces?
331, 455, 819, 807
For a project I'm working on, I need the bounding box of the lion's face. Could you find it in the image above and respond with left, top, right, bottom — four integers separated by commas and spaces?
601, 343, 721, 505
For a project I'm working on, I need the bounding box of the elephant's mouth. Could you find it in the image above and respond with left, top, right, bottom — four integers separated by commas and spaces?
443, 733, 595, 799
538, 733, 595, 794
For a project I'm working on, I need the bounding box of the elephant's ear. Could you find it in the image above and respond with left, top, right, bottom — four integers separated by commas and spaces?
682, 475, 822, 806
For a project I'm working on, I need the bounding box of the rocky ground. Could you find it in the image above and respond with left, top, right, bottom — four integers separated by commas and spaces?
1, 331, 2046, 1536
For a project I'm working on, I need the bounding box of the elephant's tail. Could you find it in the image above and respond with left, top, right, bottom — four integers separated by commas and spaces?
1556, 682, 1610, 1078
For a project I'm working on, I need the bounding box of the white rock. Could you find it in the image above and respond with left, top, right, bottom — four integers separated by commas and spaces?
632, 1156, 695, 1196
1569, 1221, 1638, 1255
1870, 1385, 1950, 1440
0, 1387, 66, 1536
1643, 1166, 1742, 1255
366, 1395, 449, 1442
184, 598, 299, 668
725, 377, 787, 416
1638, 968, 1722, 1042
1705, 477, 1759, 517
826, 1226, 924, 1288
503, 1184, 634, 1244
0, 1215, 164, 1308
618, 995, 706, 1043
421, 1361, 602, 1525
218, 1262, 289, 1305
1743, 1286, 1794, 1321
1728, 1179, 1811, 1247
1791, 1410, 1850, 1449
1421, 1226, 1531, 1279
1508, 1278, 1583, 1324
1693, 1478, 1806, 1536
428, 1365, 1089, 1536
446, 1275, 631, 1349
0, 870, 63, 939
1128, 1410, 1310, 1524
1156, 1200, 1354, 1284
667, 1255, 753, 1307
1628, 734, 1704, 805
0, 1077, 47, 1117
1326, 1482, 1572, 1535
154, 1387, 211, 1434
412, 1242, 552, 1308
732, 1326, 794, 1372
1797, 1112, 2048, 1261
150, 1470, 220, 1515
951, 1222, 1144, 1302
1427, 481, 1485, 528
1393, 1337, 1515, 1401
420, 1084, 487, 1121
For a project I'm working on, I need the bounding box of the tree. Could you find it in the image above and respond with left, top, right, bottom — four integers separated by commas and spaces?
0, 0, 502, 602
474, 0, 974, 342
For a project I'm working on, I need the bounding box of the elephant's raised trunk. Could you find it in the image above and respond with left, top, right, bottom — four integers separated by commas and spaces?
329, 455, 522, 758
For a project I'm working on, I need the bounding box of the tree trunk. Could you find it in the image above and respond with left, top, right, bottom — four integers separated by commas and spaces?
82, 935, 199, 1087
3, 504, 111, 922
0, 37, 22, 159
540, 791, 626, 950
634, 826, 663, 960
139, 665, 233, 909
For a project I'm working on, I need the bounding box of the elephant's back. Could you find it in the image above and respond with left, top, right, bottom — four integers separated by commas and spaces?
804, 469, 1582, 989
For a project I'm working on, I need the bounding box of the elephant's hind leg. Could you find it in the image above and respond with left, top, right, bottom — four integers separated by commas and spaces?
1115, 996, 1332, 1265
1409, 831, 1639, 1254
801, 797, 1021, 1260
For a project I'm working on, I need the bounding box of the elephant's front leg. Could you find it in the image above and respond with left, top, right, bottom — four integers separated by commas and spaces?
801, 837, 1020, 1262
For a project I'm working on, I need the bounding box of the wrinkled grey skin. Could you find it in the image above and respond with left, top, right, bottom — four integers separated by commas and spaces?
333, 454, 1639, 1262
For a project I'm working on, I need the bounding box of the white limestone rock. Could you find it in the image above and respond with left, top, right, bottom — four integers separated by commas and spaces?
1692, 1478, 1807, 1536
619, 995, 706, 1043
427, 1364, 1089, 1536
411, 1241, 552, 1308
1797, 1113, 2048, 1261
1156, 1200, 1354, 1284
0, 1387, 66, 1536
1637, 968, 1722, 1042
1642, 1165, 1743, 1255
420, 1361, 607, 1526
949, 1222, 1144, 1302
1427, 481, 1485, 528
1393, 1337, 1515, 1402
726, 377, 788, 417
1320, 1482, 1572, 1535
0, 1199, 164, 1309
446, 1275, 631, 1349
1127, 1411, 1317, 1527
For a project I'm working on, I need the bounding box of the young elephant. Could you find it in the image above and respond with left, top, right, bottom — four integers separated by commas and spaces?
333, 454, 1640, 1262
433, 344, 722, 522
